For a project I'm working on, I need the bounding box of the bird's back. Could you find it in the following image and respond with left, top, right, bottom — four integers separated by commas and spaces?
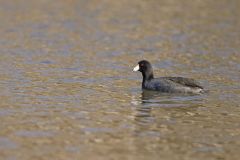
143, 77, 204, 93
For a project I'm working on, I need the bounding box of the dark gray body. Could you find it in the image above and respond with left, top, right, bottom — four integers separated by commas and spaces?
142, 77, 204, 94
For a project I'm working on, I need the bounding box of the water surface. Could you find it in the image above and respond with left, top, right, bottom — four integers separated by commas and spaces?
0, 0, 240, 160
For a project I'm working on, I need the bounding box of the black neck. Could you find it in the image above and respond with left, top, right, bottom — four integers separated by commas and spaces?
142, 72, 153, 88
142, 71, 154, 82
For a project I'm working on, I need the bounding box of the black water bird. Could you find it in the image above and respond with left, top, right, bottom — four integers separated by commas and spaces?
133, 60, 204, 94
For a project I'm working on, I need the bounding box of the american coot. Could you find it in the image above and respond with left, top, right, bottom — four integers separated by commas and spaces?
133, 60, 204, 94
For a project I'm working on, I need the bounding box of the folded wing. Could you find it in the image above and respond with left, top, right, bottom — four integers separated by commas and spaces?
164, 77, 203, 89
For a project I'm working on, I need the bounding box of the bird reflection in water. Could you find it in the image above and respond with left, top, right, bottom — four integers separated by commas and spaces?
132, 90, 205, 126
141, 90, 204, 107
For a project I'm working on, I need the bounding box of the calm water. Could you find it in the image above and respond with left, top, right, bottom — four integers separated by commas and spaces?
0, 0, 240, 159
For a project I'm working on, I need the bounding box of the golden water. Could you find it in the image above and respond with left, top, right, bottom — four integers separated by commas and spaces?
0, 0, 240, 159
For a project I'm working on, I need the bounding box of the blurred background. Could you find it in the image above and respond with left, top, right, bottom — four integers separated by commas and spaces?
0, 0, 239, 159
